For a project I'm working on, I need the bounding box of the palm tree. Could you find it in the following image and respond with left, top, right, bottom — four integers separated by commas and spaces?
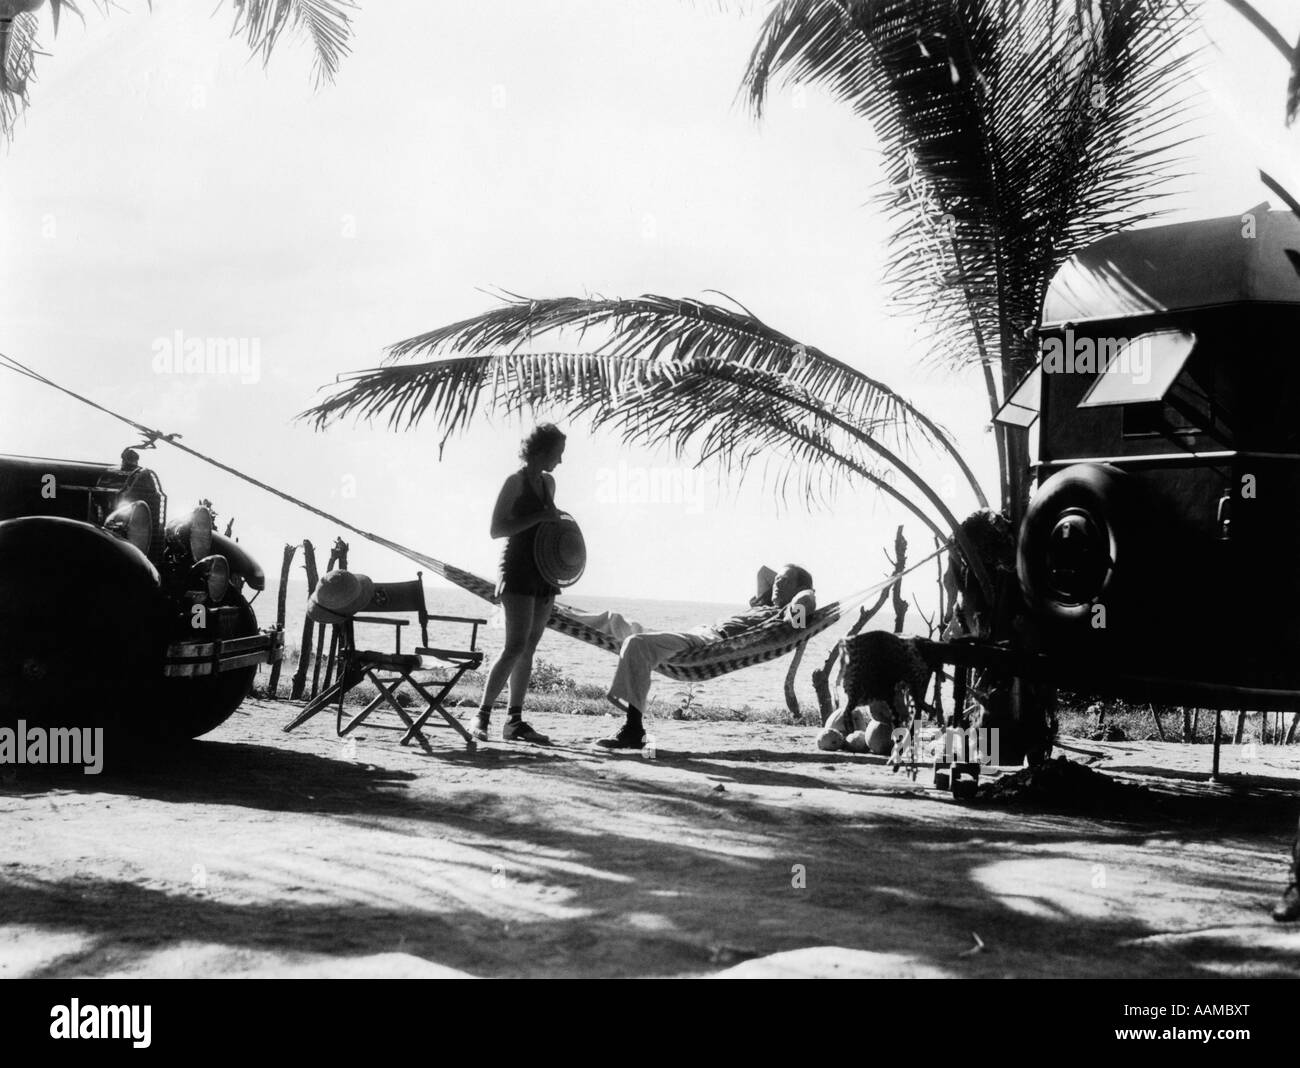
1, 0, 356, 143
303, 0, 1198, 602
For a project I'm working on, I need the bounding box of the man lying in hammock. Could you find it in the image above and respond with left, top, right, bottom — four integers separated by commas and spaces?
572, 564, 816, 750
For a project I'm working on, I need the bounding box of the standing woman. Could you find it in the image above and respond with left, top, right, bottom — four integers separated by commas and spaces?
473, 423, 567, 743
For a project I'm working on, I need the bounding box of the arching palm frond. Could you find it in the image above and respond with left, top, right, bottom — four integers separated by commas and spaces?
0, 11, 39, 138
0, 1, 91, 109
378, 291, 988, 507
742, 0, 1198, 509
744, 0, 1197, 377
227, 0, 357, 88
1, 0, 355, 147
1290, 38, 1300, 126
299, 349, 995, 599
1220, 0, 1300, 125
305, 350, 922, 505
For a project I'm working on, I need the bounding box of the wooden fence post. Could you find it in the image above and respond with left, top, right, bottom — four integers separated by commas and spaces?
809, 526, 907, 725
291, 540, 320, 700
321, 538, 349, 693
265, 543, 297, 699
783, 644, 806, 723
891, 527, 909, 635
311, 537, 351, 698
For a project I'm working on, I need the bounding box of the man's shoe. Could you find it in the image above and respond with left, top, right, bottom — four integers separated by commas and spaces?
1272, 884, 1300, 923
596, 723, 646, 750
503, 719, 550, 744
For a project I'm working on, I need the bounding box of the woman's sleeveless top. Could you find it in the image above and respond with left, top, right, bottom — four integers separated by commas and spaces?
498, 472, 560, 598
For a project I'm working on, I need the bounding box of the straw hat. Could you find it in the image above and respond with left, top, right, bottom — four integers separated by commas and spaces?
533, 512, 586, 588
312, 569, 375, 616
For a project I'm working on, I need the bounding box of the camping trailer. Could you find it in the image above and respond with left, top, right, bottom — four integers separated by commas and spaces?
0, 449, 282, 740
992, 206, 1300, 709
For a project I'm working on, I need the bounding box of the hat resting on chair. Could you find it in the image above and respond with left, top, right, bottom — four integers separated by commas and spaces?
312, 570, 375, 617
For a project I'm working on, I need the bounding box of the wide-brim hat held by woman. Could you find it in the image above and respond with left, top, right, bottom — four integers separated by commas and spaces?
312, 569, 375, 617
533, 512, 586, 588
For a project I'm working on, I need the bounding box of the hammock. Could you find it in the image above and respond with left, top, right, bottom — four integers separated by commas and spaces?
397, 542, 945, 682
0, 354, 950, 682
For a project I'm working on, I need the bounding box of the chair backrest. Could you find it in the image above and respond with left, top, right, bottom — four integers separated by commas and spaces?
364, 572, 429, 646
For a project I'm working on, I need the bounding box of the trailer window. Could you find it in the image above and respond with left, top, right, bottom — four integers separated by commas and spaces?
994, 365, 1042, 428
1077, 329, 1196, 408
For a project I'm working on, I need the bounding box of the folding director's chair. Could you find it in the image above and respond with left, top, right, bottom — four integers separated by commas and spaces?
282, 573, 487, 753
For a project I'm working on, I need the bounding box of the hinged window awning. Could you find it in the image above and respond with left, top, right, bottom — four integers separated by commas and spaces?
993, 365, 1042, 428
993, 329, 1197, 427
1077, 329, 1197, 408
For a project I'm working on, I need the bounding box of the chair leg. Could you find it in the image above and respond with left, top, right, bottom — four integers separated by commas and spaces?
400, 672, 475, 749
337, 679, 388, 736
346, 670, 435, 755
283, 680, 347, 732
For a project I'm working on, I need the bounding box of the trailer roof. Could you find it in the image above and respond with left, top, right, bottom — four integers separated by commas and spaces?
1041, 205, 1300, 328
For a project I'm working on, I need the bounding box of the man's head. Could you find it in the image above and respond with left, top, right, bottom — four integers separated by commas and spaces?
771, 564, 813, 607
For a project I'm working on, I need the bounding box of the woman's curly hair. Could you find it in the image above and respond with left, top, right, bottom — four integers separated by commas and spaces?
519, 423, 566, 462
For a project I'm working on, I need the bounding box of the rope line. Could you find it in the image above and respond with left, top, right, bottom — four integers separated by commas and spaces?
0, 353, 951, 676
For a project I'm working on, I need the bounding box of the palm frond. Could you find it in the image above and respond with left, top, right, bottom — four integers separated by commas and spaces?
226, 0, 356, 88
303, 347, 996, 598
0, 12, 39, 140
1288, 31, 1300, 126
380, 291, 988, 506
1216, 1, 1297, 122
303, 349, 967, 529
742, 0, 1198, 392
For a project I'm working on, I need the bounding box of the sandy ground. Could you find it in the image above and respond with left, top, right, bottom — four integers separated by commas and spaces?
2, 698, 1298, 979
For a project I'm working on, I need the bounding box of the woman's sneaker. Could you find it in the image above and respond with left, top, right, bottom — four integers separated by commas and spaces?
503, 719, 550, 745
596, 723, 646, 750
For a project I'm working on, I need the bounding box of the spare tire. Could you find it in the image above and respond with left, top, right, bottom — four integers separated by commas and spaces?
1018, 463, 1140, 628
152, 592, 261, 740
0, 516, 171, 730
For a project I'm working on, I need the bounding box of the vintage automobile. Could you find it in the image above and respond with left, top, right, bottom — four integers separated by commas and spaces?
984, 204, 1300, 710
0, 447, 282, 739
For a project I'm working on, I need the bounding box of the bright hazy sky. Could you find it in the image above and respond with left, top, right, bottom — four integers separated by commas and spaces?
1, 0, 1297, 605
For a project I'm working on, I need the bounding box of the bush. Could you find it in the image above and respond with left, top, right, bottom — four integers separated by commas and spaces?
528, 658, 578, 694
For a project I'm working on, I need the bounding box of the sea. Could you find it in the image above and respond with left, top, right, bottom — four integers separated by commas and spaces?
252, 580, 872, 714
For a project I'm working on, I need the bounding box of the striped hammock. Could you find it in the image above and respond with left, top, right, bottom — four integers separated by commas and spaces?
392, 542, 944, 683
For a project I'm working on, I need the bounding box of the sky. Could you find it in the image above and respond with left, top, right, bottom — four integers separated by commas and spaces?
1, 0, 1298, 607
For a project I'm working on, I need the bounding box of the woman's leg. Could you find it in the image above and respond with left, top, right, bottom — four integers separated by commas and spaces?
507, 595, 553, 709
478, 593, 536, 712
